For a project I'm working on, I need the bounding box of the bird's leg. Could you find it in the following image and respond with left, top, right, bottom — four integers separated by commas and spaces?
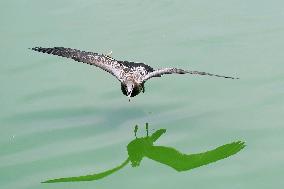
146, 123, 149, 137
134, 125, 138, 138
106, 50, 112, 57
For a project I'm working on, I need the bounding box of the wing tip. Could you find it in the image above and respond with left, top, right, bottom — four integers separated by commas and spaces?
29, 47, 43, 52
227, 76, 240, 80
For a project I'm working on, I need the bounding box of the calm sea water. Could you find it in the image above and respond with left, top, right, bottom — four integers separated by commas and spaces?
1, 0, 284, 188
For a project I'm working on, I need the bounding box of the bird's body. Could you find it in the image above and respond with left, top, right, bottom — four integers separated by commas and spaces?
30, 47, 238, 100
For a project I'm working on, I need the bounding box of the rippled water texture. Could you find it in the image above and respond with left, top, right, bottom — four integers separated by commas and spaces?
1, 1, 284, 188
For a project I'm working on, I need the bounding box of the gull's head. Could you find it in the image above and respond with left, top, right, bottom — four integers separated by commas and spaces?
121, 80, 134, 101
121, 80, 142, 100
126, 81, 134, 98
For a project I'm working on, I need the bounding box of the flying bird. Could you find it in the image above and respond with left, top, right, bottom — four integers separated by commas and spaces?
30, 47, 238, 101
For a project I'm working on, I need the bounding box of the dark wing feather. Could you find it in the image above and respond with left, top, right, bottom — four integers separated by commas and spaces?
142, 68, 239, 82
30, 47, 125, 81
118, 60, 154, 73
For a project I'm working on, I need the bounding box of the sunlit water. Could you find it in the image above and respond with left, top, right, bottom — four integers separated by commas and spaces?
1, 0, 284, 188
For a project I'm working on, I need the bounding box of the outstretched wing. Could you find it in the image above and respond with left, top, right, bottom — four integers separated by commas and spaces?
43, 158, 130, 183
30, 47, 125, 82
142, 68, 239, 82
145, 141, 245, 172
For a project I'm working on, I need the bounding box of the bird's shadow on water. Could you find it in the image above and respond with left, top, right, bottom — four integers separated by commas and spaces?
43, 123, 245, 183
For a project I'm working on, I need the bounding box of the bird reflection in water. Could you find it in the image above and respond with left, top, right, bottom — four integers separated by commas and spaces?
43, 123, 245, 183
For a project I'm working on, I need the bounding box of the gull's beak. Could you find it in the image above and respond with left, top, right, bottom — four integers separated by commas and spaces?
127, 92, 131, 102
126, 82, 133, 102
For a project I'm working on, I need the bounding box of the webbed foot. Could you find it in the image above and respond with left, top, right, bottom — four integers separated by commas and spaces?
134, 125, 138, 138
146, 123, 149, 137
